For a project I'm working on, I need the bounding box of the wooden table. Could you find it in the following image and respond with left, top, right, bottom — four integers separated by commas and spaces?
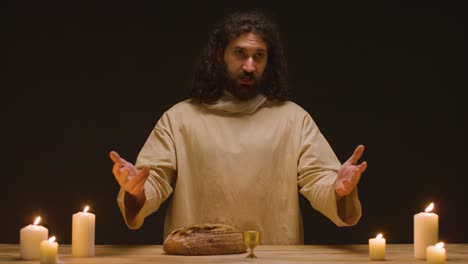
0, 244, 467, 263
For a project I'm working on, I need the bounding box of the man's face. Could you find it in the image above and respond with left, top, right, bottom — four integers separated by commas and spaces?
223, 32, 268, 100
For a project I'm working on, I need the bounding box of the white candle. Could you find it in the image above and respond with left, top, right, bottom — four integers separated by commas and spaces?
72, 205, 95, 257
369, 233, 386, 260
414, 202, 438, 259
20, 216, 49, 260
426, 242, 446, 264
40, 236, 58, 264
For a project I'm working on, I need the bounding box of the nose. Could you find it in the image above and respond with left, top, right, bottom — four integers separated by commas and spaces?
242, 57, 255, 73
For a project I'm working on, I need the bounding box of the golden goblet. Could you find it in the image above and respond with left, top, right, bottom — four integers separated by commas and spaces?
243, 230, 260, 258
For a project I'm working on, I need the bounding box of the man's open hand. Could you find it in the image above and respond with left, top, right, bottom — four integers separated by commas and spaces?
110, 151, 150, 198
335, 145, 367, 199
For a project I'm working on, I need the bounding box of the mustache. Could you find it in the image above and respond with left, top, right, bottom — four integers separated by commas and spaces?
239, 71, 255, 79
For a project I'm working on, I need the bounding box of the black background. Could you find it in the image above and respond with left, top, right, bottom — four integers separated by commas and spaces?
4, 2, 466, 245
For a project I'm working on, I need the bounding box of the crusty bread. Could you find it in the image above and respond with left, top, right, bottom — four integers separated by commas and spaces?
162, 223, 247, 255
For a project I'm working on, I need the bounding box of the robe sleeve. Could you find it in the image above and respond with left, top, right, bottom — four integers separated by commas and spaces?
117, 112, 176, 229
297, 113, 361, 226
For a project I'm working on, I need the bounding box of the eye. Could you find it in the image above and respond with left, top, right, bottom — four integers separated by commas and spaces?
234, 49, 246, 56
254, 52, 266, 60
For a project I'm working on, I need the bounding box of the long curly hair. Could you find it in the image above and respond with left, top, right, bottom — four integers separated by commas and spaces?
190, 9, 290, 103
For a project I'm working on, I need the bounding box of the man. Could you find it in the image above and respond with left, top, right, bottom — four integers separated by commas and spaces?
110, 9, 367, 244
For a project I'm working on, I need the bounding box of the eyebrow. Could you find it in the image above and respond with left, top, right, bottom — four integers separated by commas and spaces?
233, 46, 267, 53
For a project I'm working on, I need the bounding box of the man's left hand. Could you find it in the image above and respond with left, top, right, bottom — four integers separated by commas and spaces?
335, 144, 368, 199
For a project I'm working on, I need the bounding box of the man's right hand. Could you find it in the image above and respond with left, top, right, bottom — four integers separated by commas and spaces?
109, 151, 150, 204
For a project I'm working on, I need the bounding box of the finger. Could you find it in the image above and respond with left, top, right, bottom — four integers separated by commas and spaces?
119, 167, 129, 174
338, 183, 351, 196
112, 163, 122, 177
343, 179, 352, 189
347, 144, 365, 164
350, 171, 362, 186
126, 167, 150, 193
335, 181, 346, 196
358, 161, 368, 173
115, 169, 129, 186
336, 188, 346, 196
130, 174, 149, 194
110, 150, 128, 164
109, 151, 121, 162
137, 166, 151, 179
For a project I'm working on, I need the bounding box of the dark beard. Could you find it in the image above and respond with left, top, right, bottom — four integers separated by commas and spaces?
224, 70, 261, 101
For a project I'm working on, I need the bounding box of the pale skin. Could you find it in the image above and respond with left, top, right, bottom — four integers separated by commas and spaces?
335, 144, 368, 199
110, 151, 150, 218
110, 32, 367, 212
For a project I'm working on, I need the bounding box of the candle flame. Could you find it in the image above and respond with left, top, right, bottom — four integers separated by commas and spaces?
83, 205, 89, 213
425, 202, 434, 213
33, 216, 41, 225
49, 236, 56, 242
376, 233, 383, 239
436, 242, 444, 248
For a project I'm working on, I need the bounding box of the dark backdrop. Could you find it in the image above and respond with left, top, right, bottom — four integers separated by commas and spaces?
4, 2, 466, 245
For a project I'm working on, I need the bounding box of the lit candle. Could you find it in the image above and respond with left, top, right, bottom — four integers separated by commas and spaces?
72, 205, 95, 257
426, 242, 446, 264
20, 216, 49, 260
369, 233, 386, 260
40, 236, 58, 264
414, 202, 438, 259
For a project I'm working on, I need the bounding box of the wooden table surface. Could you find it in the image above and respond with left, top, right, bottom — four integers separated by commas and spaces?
0, 244, 467, 263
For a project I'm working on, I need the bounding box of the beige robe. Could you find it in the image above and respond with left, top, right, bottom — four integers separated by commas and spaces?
117, 94, 361, 244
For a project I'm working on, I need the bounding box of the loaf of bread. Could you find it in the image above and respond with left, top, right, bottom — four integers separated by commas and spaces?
162, 223, 247, 255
